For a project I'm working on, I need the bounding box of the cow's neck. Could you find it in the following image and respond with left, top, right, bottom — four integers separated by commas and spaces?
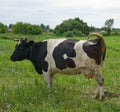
27, 45, 33, 60
28, 45, 43, 74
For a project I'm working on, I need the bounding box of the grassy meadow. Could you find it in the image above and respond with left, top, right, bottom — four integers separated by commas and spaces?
0, 34, 120, 112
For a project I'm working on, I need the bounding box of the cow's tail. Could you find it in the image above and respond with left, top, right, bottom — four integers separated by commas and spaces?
87, 32, 106, 60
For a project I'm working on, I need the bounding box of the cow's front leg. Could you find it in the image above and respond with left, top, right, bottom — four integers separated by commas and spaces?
42, 71, 55, 95
94, 70, 104, 100
42, 71, 54, 88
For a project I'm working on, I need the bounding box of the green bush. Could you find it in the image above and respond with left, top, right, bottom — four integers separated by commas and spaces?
12, 22, 42, 35
111, 30, 120, 36
63, 30, 83, 37
54, 18, 89, 37
0, 22, 7, 33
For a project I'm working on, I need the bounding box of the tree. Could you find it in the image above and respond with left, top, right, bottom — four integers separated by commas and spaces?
54, 17, 89, 37
9, 24, 13, 29
12, 22, 24, 34
30, 24, 42, 35
40, 24, 50, 32
104, 19, 114, 35
12, 22, 42, 35
89, 25, 96, 32
40, 24, 46, 32
0, 22, 7, 33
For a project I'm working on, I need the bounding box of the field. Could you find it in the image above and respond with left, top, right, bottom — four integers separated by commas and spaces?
0, 34, 120, 112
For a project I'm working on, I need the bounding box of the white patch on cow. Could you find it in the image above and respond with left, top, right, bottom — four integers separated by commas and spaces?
87, 41, 97, 45
63, 54, 68, 59
44, 38, 67, 74
73, 40, 90, 67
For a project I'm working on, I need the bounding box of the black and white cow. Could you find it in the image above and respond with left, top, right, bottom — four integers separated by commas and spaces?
10, 33, 106, 100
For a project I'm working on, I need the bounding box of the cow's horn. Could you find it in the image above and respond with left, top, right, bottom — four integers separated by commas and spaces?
14, 39, 19, 41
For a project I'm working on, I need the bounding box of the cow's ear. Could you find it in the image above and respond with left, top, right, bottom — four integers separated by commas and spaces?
27, 40, 34, 46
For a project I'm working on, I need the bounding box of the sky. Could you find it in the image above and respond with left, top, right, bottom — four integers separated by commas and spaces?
0, 0, 120, 28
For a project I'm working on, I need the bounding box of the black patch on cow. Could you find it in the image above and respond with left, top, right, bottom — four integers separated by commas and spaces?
83, 39, 103, 65
53, 39, 79, 70
30, 41, 48, 74
65, 58, 76, 68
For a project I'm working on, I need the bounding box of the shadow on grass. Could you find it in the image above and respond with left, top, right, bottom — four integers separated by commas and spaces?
104, 91, 120, 99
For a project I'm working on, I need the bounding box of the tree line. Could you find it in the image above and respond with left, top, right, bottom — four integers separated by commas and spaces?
0, 18, 119, 36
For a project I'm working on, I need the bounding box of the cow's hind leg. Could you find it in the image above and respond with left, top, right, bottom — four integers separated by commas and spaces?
94, 69, 104, 100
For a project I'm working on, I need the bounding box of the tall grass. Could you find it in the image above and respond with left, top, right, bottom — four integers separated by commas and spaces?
0, 36, 120, 112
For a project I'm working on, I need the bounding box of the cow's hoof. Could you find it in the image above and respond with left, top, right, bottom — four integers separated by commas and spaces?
100, 95, 105, 101
94, 94, 105, 101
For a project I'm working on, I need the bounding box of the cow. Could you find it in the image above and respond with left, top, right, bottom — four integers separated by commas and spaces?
10, 32, 106, 100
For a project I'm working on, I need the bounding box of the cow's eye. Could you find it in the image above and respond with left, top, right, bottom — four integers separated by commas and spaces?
15, 45, 24, 50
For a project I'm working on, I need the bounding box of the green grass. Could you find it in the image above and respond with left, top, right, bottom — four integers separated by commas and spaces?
0, 35, 120, 112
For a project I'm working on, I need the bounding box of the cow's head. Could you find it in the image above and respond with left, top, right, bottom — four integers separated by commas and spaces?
10, 38, 34, 61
